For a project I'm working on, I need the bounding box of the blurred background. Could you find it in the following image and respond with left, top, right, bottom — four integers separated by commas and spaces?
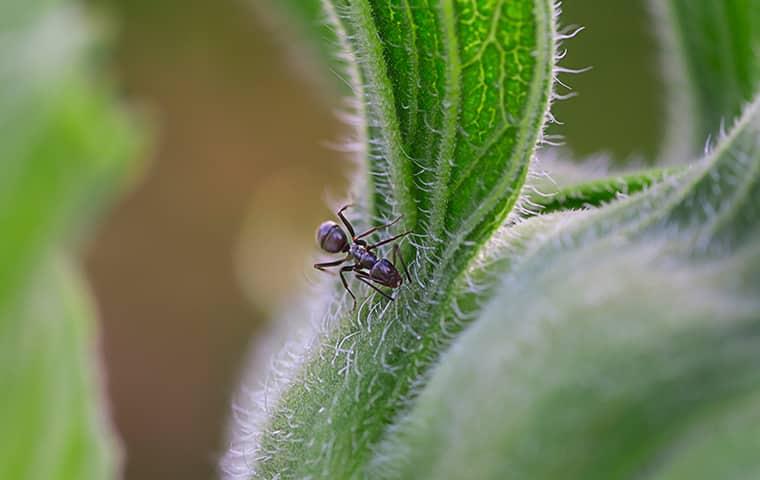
82, 1, 662, 479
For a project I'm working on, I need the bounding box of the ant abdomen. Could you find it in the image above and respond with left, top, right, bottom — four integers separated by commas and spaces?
370, 259, 402, 288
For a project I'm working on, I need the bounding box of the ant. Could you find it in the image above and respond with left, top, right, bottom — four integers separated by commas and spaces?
314, 205, 411, 309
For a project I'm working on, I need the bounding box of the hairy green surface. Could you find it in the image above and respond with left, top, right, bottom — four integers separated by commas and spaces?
0, 1, 139, 478
329, 0, 554, 244
227, 1, 760, 479
528, 166, 678, 215
654, 0, 760, 160
373, 241, 760, 480
225, 1, 556, 478
372, 95, 760, 480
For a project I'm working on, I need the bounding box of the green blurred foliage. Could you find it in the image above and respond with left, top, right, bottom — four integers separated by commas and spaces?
0, 259, 117, 480
0, 1, 139, 479
655, 0, 760, 161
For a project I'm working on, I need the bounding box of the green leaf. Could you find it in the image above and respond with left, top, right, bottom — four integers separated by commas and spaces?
329, 0, 555, 246
652, 0, 760, 161
527, 166, 680, 215
0, 3, 138, 310
369, 95, 760, 479
0, 2, 140, 479
0, 258, 120, 480
225, 1, 557, 478
372, 240, 760, 480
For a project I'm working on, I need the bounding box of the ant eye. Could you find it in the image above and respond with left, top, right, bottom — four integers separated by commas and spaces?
317, 221, 348, 253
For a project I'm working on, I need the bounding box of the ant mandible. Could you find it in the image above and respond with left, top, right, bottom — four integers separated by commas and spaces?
314, 205, 411, 309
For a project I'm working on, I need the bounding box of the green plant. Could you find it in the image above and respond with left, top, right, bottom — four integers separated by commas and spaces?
3, 0, 759, 479
0, 1, 139, 479
224, 1, 760, 479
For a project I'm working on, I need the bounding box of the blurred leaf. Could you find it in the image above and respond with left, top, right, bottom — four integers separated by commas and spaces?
370, 95, 760, 479
225, 1, 557, 478
0, 3, 138, 309
0, 1, 140, 479
0, 258, 119, 480
372, 240, 760, 480
653, 0, 760, 161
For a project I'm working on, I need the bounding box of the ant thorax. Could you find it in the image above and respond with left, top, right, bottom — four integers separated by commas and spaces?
349, 243, 377, 270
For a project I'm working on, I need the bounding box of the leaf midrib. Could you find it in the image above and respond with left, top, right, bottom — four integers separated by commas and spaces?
425, 0, 462, 242
429, 0, 555, 292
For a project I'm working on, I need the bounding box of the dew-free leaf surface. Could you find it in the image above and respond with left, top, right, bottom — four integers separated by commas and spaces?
371, 95, 760, 480
226, 1, 760, 479
224, 1, 556, 478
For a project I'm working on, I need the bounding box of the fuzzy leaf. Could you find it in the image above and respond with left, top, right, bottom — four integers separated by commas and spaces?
372, 240, 760, 480
370, 96, 760, 479
653, 0, 760, 160
527, 166, 679, 215
0, 2, 139, 479
328, 0, 555, 249
224, 1, 557, 478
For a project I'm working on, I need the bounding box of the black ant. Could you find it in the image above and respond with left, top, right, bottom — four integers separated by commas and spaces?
314, 205, 411, 309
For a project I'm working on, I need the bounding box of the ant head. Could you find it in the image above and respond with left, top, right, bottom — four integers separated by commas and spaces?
317, 221, 349, 253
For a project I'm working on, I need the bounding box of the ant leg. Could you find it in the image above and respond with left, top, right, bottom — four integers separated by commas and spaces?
367, 231, 412, 251
354, 273, 394, 301
353, 215, 402, 241
314, 256, 349, 271
339, 266, 358, 310
392, 243, 411, 283
336, 205, 356, 238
